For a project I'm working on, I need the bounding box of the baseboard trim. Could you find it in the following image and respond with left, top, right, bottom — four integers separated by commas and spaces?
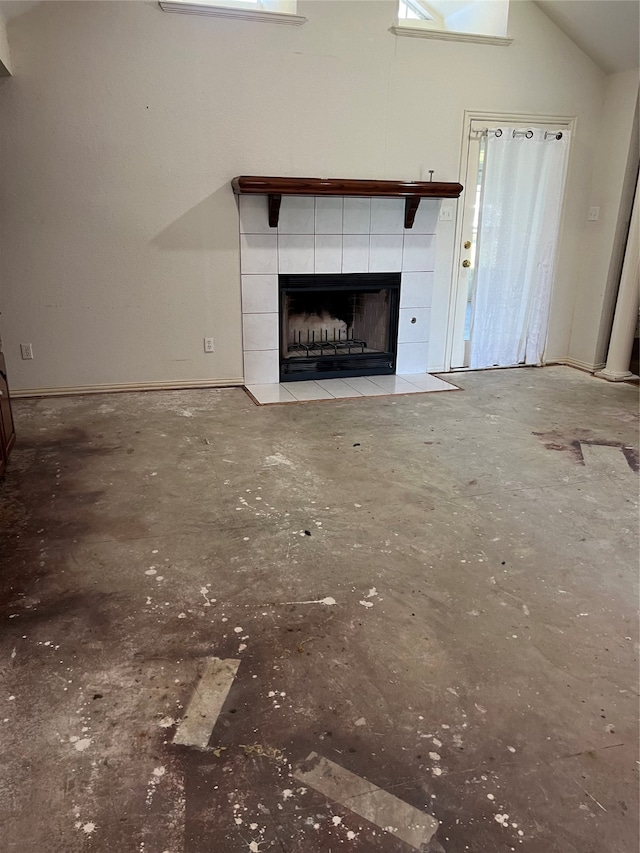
11, 378, 245, 399
547, 358, 606, 374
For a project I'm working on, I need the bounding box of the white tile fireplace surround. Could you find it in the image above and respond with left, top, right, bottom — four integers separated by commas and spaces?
238, 194, 439, 386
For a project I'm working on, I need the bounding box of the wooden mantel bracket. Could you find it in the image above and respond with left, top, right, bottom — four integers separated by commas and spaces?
232, 176, 463, 229
268, 194, 282, 228
404, 197, 421, 230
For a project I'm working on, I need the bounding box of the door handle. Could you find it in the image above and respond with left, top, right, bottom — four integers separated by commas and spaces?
462, 259, 471, 268
464, 240, 471, 249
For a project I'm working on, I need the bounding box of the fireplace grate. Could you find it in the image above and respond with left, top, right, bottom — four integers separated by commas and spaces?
287, 328, 368, 358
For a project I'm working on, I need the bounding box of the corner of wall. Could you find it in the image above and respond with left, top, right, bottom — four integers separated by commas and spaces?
0, 12, 11, 76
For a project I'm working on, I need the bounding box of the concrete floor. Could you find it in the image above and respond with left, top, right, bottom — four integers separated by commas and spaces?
0, 365, 638, 853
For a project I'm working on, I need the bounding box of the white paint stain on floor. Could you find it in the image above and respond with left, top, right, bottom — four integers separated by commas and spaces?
263, 453, 295, 468
146, 766, 166, 805
70, 735, 92, 752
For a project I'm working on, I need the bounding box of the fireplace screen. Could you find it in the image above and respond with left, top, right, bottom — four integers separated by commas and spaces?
279, 273, 400, 381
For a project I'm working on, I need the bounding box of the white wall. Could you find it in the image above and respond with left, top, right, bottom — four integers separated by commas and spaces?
0, 0, 613, 392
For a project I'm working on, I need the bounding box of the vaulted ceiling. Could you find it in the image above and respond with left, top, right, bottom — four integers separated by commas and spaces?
535, 0, 640, 74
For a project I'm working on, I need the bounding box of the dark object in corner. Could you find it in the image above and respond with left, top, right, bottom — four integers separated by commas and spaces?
0, 351, 16, 478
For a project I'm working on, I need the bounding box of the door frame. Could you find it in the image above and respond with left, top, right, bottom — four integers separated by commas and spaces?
443, 109, 577, 372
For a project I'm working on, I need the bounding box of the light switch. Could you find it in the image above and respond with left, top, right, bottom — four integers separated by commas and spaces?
588, 206, 600, 221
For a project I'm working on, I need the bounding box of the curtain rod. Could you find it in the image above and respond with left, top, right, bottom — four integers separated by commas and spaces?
474, 128, 564, 140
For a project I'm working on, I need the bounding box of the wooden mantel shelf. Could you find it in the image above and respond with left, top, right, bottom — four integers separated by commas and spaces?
232, 176, 463, 229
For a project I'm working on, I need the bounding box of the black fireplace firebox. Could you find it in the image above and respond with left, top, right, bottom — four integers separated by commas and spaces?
279, 272, 400, 381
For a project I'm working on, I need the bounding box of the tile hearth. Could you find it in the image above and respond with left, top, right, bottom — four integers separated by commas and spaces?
245, 372, 458, 405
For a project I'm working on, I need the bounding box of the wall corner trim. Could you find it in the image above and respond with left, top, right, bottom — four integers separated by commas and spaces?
546, 357, 607, 374
11, 378, 245, 399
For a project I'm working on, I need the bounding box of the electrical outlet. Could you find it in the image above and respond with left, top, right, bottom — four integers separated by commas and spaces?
204, 337, 215, 353
588, 206, 600, 221
439, 204, 454, 222
20, 343, 34, 360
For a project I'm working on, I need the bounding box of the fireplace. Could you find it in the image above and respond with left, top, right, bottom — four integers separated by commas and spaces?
237, 186, 457, 386
279, 273, 400, 381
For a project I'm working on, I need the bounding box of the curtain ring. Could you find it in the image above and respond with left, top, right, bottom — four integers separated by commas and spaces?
495, 128, 502, 137
526, 130, 534, 139
556, 132, 563, 140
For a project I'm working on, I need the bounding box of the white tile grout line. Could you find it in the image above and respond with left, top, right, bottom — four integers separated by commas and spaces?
294, 752, 439, 850
173, 657, 241, 749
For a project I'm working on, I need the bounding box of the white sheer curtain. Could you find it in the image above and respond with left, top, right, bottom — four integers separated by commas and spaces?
469, 127, 571, 369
